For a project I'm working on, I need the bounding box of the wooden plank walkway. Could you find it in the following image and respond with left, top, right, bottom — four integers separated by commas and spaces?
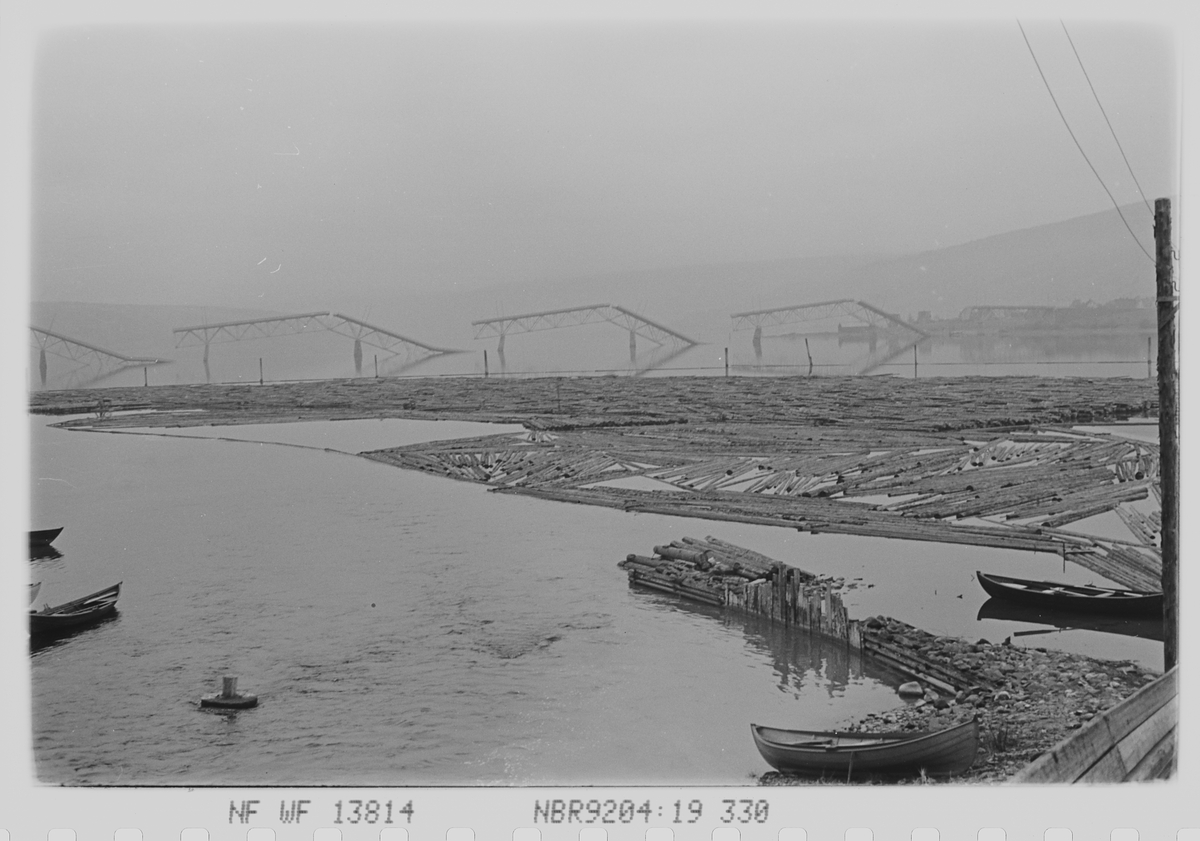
1010, 666, 1177, 783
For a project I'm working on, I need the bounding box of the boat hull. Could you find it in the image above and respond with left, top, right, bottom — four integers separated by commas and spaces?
29, 527, 64, 547
29, 583, 121, 640
751, 718, 978, 778
976, 571, 1162, 617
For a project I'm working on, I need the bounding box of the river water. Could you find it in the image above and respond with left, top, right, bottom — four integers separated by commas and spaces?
26, 415, 1161, 785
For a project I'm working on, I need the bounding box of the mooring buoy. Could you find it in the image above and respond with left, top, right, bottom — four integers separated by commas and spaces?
200, 675, 258, 709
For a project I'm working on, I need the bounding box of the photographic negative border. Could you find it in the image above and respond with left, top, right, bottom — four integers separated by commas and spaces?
4, 0, 1197, 839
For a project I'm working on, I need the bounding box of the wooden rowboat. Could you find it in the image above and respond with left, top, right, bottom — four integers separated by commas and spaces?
976, 571, 1162, 617
30, 582, 121, 638
751, 717, 978, 779
29, 527, 64, 547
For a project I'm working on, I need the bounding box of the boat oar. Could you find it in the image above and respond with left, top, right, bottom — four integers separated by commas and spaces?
846, 750, 855, 784
1012, 627, 1071, 637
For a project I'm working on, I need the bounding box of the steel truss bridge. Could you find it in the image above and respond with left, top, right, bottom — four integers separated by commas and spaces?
172, 312, 466, 378
731, 298, 928, 335
30, 326, 168, 389
729, 299, 929, 376
473, 303, 698, 345
471, 303, 698, 372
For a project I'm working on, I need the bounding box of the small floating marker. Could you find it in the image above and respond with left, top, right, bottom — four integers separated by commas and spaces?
200, 675, 258, 709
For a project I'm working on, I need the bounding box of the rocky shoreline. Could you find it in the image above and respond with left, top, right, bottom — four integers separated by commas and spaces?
758, 615, 1162, 784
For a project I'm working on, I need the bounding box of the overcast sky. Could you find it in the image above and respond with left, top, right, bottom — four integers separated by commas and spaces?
22, 13, 1180, 311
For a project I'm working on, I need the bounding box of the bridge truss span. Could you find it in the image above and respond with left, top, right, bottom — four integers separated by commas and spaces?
172, 311, 465, 378
172, 312, 332, 348
729, 298, 929, 376
472, 303, 698, 346
30, 326, 168, 388
731, 299, 928, 337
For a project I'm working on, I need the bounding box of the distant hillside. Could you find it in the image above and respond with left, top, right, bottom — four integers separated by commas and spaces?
457, 203, 1159, 330
827, 204, 1159, 320
442, 252, 894, 342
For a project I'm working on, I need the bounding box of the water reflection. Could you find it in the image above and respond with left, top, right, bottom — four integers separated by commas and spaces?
30, 613, 122, 655
977, 598, 1163, 643
741, 330, 1155, 378
627, 582, 908, 699
30, 545, 64, 562
729, 610, 911, 697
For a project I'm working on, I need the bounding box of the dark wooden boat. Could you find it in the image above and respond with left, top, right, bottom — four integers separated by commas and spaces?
31, 545, 64, 562
750, 717, 978, 779
977, 598, 1163, 642
976, 571, 1162, 616
30, 582, 121, 638
30, 527, 64, 547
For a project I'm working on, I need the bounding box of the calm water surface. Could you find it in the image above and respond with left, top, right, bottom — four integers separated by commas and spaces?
29, 417, 907, 786
28, 415, 1160, 785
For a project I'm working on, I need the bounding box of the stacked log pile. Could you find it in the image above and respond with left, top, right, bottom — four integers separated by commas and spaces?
619, 537, 985, 695
617, 536, 788, 607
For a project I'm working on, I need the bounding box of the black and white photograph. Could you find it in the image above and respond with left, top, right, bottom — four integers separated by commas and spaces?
4, 2, 1195, 837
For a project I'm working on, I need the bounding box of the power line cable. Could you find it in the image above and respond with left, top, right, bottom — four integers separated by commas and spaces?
1060, 20, 1154, 215
1017, 19, 1155, 264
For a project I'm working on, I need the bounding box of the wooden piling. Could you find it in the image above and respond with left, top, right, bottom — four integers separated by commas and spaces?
1155, 197, 1178, 670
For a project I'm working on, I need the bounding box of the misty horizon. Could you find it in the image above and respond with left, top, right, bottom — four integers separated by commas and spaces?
26, 18, 1177, 318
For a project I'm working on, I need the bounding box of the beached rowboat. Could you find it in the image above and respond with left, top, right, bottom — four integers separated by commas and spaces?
29, 527, 64, 547
750, 717, 978, 779
976, 571, 1162, 616
30, 582, 121, 638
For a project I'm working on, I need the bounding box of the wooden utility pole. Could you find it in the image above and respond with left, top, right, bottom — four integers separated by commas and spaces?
1155, 197, 1178, 670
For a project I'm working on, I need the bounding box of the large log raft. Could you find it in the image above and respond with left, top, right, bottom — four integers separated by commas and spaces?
35, 376, 1161, 588
32, 374, 1153, 431
365, 420, 1162, 590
